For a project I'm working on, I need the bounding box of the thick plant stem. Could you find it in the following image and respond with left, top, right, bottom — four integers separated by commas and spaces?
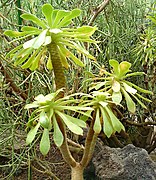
57, 117, 77, 168
71, 163, 84, 180
47, 43, 66, 94
80, 112, 97, 168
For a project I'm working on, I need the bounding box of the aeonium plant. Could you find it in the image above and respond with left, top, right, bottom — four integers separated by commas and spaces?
89, 59, 153, 113
25, 89, 93, 155
4, 3, 98, 90
80, 91, 125, 138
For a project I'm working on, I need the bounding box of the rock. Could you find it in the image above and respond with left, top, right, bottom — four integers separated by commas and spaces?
92, 143, 156, 180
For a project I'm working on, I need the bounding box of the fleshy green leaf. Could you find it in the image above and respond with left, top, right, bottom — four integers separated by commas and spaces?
59, 46, 84, 67
122, 82, 137, 94
40, 128, 50, 155
112, 91, 122, 104
4, 30, 32, 37
93, 108, 101, 134
131, 94, 147, 109
26, 122, 40, 145
53, 115, 64, 147
100, 107, 114, 138
53, 10, 71, 27
39, 111, 50, 129
63, 114, 86, 128
21, 49, 40, 69
42, 4, 53, 28
76, 26, 97, 36
32, 29, 48, 49
112, 80, 120, 92
57, 9, 81, 28
109, 59, 120, 76
105, 106, 125, 132
119, 61, 131, 77
121, 87, 136, 113
56, 111, 83, 135
21, 26, 41, 32
125, 81, 153, 95
21, 13, 47, 29
135, 93, 152, 102
47, 54, 53, 70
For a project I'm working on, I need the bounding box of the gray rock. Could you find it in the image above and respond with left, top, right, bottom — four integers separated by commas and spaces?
92, 143, 156, 180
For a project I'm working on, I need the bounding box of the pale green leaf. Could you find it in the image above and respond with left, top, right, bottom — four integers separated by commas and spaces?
76, 26, 98, 36
105, 106, 125, 133
26, 122, 40, 145
119, 61, 131, 77
39, 111, 50, 129
47, 54, 53, 70
112, 91, 122, 104
42, 4, 53, 28
100, 107, 114, 138
23, 37, 37, 49
135, 93, 152, 102
21, 13, 47, 29
122, 82, 137, 94
112, 80, 120, 92
21, 49, 40, 69
53, 10, 71, 27
40, 128, 50, 155
21, 26, 41, 32
32, 29, 48, 49
109, 59, 120, 76
131, 94, 147, 109
121, 87, 136, 113
56, 111, 83, 135
57, 9, 81, 28
59, 46, 84, 67
93, 108, 101, 134
53, 115, 64, 147
4, 30, 32, 37
125, 81, 153, 95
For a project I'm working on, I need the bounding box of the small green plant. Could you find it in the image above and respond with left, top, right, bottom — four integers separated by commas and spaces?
89, 60, 152, 113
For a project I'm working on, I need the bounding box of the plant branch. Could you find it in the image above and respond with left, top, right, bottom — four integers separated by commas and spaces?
88, 0, 110, 26
124, 120, 156, 126
57, 117, 77, 168
0, 59, 27, 100
80, 112, 96, 168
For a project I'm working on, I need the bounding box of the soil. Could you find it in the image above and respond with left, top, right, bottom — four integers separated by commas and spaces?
0, 144, 71, 180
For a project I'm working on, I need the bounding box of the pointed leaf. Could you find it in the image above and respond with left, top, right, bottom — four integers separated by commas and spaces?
32, 29, 48, 49
105, 106, 125, 133
57, 9, 81, 27
21, 26, 41, 32
23, 37, 37, 49
136, 93, 152, 102
53, 115, 64, 147
21, 13, 47, 29
47, 54, 53, 70
131, 94, 147, 109
21, 49, 40, 69
100, 107, 114, 138
64, 114, 86, 128
59, 46, 84, 67
26, 122, 40, 145
125, 81, 153, 95
56, 111, 83, 135
121, 88, 136, 113
122, 82, 137, 94
40, 128, 50, 155
4, 30, 31, 37
76, 26, 97, 36
53, 10, 71, 27
93, 108, 101, 134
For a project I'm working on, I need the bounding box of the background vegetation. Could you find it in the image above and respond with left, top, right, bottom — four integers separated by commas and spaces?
0, 0, 155, 179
